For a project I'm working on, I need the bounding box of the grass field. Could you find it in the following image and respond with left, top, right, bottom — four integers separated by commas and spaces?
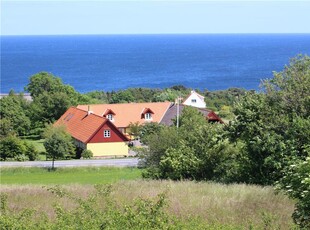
0, 180, 296, 229
0, 167, 142, 184
0, 167, 296, 229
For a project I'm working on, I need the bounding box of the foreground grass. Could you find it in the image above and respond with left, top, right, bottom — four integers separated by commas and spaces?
0, 180, 296, 229
0, 167, 142, 184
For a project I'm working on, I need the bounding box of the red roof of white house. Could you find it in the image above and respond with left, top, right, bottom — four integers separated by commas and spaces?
55, 107, 128, 143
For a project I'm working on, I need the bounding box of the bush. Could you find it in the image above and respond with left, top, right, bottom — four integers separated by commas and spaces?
0, 135, 38, 161
81, 149, 93, 159
276, 157, 310, 229
14, 154, 28, 162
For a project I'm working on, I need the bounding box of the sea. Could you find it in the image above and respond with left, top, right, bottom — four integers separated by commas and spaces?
1, 34, 310, 93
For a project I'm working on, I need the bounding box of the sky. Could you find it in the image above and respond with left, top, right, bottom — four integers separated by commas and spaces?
1, 0, 310, 35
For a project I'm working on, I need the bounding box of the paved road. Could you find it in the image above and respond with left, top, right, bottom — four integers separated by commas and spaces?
0, 158, 139, 168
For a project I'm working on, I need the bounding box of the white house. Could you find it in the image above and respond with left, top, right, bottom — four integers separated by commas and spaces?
182, 90, 206, 108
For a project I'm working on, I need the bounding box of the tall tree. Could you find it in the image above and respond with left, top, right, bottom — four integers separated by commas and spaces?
0, 93, 31, 136
25, 72, 82, 126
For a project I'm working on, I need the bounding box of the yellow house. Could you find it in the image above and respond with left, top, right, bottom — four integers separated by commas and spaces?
55, 107, 129, 157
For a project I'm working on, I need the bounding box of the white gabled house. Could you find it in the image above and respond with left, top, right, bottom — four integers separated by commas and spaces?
182, 90, 206, 108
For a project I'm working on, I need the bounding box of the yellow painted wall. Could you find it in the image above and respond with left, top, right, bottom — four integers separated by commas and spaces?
86, 142, 128, 157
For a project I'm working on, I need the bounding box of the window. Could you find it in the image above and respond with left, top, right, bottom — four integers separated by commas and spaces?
107, 114, 113, 121
145, 113, 152, 120
191, 99, 197, 103
104, 130, 110, 138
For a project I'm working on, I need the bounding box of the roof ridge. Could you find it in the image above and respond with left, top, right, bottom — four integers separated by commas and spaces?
73, 106, 108, 121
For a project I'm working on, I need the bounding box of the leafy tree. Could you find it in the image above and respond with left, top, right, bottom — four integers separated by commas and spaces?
141, 107, 239, 181
127, 122, 141, 137
276, 157, 310, 228
25, 72, 77, 99
0, 118, 15, 138
139, 122, 163, 143
139, 126, 179, 178
30, 92, 72, 125
43, 125, 75, 169
110, 90, 135, 103
25, 72, 82, 126
228, 55, 310, 185
0, 94, 31, 136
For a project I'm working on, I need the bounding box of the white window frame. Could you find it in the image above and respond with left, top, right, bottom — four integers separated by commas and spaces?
107, 114, 113, 121
104, 129, 111, 138
145, 113, 152, 120
191, 99, 197, 103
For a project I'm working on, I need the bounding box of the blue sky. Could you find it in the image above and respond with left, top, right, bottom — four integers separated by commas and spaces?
1, 0, 310, 35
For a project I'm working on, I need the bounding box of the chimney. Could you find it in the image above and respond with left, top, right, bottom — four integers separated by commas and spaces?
87, 105, 93, 115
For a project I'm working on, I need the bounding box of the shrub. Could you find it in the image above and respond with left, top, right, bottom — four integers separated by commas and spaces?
81, 149, 93, 159
0, 135, 37, 161
276, 157, 310, 229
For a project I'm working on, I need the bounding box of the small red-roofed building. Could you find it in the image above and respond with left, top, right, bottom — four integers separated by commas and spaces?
55, 107, 129, 157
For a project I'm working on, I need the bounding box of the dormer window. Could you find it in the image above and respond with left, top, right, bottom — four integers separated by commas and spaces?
141, 108, 154, 120
191, 99, 197, 103
107, 114, 113, 121
103, 109, 116, 121
145, 113, 152, 120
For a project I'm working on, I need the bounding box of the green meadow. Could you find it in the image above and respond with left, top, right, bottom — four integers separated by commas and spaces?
0, 167, 142, 185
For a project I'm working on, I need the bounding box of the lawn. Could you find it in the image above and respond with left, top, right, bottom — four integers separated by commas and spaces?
0, 167, 142, 184
21, 135, 47, 160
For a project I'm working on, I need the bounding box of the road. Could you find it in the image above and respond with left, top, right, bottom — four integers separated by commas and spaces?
0, 158, 139, 168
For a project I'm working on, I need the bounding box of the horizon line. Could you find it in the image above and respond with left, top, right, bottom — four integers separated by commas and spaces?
2, 32, 310, 36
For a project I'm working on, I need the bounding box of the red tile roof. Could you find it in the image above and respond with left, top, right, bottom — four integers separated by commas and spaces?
55, 107, 127, 143
77, 102, 172, 128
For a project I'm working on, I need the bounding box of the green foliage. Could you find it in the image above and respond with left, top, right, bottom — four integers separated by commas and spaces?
228, 55, 310, 185
141, 107, 239, 181
0, 93, 31, 136
139, 122, 163, 143
0, 182, 294, 229
0, 135, 38, 161
43, 125, 75, 168
0, 118, 15, 138
276, 157, 310, 228
127, 121, 141, 137
0, 185, 185, 229
81, 149, 93, 159
203, 87, 247, 111
25, 72, 91, 127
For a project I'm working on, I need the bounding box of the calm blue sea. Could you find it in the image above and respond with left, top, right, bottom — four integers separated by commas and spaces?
1, 34, 310, 93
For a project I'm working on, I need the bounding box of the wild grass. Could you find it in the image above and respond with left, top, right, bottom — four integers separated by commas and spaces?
0, 180, 296, 229
0, 167, 142, 184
